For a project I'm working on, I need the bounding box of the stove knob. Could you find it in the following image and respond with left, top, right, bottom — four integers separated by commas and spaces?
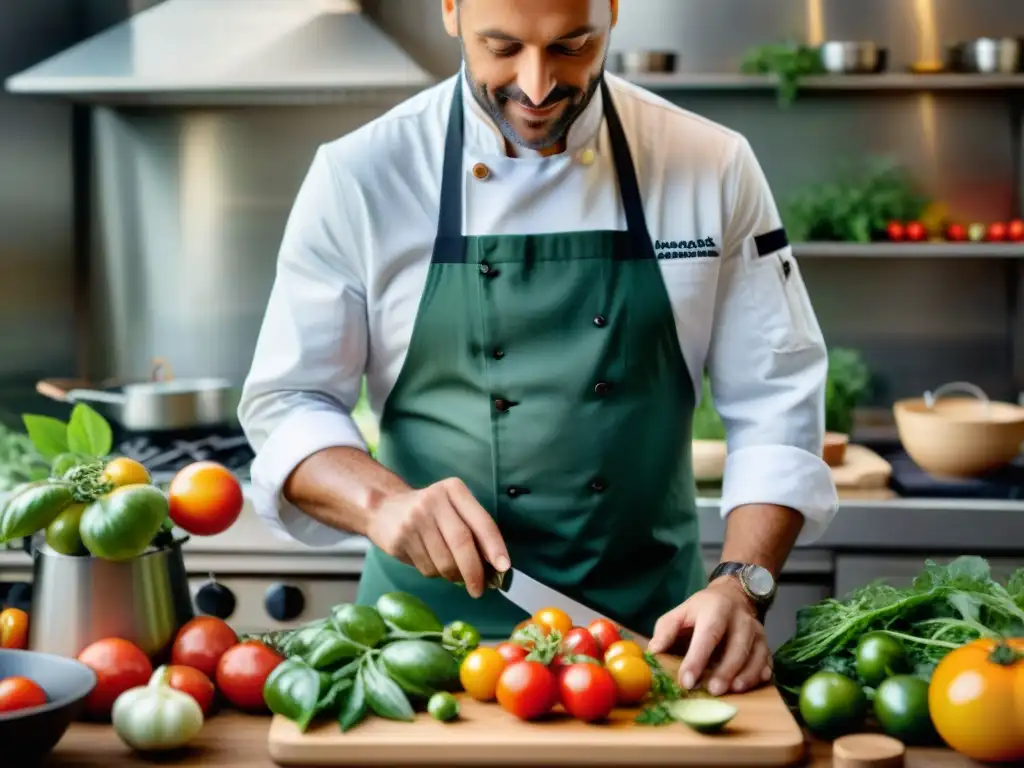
195, 582, 236, 620
265, 584, 304, 622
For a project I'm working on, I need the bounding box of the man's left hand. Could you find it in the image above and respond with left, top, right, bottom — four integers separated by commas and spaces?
646, 578, 773, 696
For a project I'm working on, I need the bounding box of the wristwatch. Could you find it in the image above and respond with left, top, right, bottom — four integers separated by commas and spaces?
708, 562, 777, 623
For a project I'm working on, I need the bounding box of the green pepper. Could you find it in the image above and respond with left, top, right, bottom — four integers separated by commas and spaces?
263, 658, 323, 732
306, 630, 366, 670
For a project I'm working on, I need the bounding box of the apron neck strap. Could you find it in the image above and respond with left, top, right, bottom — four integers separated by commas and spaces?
433, 74, 653, 259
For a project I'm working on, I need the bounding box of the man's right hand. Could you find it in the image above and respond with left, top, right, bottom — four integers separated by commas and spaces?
366, 477, 510, 598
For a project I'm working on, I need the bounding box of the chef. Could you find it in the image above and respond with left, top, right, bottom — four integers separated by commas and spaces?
239, 0, 839, 696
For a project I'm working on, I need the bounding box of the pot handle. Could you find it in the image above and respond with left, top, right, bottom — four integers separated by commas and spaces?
922, 381, 990, 410
64, 388, 128, 406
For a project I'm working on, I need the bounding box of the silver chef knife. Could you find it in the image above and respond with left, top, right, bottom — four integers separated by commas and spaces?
495, 568, 650, 643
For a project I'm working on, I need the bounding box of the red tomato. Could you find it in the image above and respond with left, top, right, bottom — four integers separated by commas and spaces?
561, 627, 600, 660
216, 641, 283, 712
587, 619, 621, 654
559, 663, 618, 722
164, 664, 216, 715
905, 221, 927, 242
886, 221, 905, 241
171, 616, 239, 679
987, 222, 1008, 242
168, 461, 244, 536
1008, 219, 1024, 242
946, 223, 967, 242
495, 642, 528, 665
77, 638, 153, 720
0, 676, 47, 713
496, 661, 558, 721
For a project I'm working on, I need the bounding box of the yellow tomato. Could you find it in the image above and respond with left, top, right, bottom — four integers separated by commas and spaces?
604, 639, 643, 664
606, 654, 652, 704
532, 607, 572, 638
459, 647, 506, 702
102, 457, 151, 488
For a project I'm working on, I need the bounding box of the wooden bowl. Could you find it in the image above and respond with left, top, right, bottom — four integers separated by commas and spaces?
822, 432, 849, 466
893, 395, 1024, 478
692, 439, 727, 482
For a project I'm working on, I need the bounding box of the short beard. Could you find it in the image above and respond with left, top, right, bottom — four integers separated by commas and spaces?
462, 44, 605, 152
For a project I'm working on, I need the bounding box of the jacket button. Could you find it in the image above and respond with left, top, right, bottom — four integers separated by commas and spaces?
590, 478, 607, 493
492, 348, 505, 360
472, 162, 491, 181
594, 382, 611, 396
593, 315, 607, 328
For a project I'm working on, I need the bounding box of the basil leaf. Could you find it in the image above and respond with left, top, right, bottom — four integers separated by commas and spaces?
66, 404, 112, 459
362, 656, 414, 722
22, 415, 69, 460
338, 671, 368, 732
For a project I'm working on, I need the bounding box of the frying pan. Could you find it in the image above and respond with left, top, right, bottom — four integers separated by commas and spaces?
36, 360, 241, 432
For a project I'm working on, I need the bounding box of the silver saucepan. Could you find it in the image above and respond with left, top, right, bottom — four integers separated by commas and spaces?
36, 362, 240, 432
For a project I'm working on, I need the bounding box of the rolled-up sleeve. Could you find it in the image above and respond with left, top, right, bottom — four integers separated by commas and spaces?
238, 145, 369, 547
708, 138, 839, 545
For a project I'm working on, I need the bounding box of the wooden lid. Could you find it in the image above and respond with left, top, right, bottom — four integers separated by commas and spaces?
832, 734, 906, 768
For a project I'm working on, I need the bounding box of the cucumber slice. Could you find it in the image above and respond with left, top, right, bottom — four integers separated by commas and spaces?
665, 699, 738, 733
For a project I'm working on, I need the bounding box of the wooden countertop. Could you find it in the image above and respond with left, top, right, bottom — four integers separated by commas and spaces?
43, 713, 987, 767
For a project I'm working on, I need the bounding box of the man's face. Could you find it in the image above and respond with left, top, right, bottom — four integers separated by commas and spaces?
444, 0, 617, 153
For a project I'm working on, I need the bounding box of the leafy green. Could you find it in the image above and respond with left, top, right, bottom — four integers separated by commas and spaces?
825, 348, 871, 434
774, 556, 1024, 700
66, 403, 113, 459
0, 422, 50, 493
22, 415, 70, 460
740, 42, 826, 106
691, 375, 726, 441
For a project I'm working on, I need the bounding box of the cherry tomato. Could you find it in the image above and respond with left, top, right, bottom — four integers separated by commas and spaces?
905, 221, 927, 242
215, 641, 283, 712
496, 642, 528, 665
606, 654, 653, 704
587, 619, 621, 653
171, 616, 239, 679
77, 638, 153, 720
946, 223, 967, 242
164, 664, 216, 715
496, 661, 558, 721
886, 221, 905, 241
561, 627, 600, 660
987, 222, 1008, 242
0, 608, 29, 649
0, 676, 47, 713
559, 663, 618, 722
168, 461, 244, 536
1008, 219, 1024, 242
459, 647, 506, 702
101, 457, 151, 488
604, 639, 644, 664
533, 607, 572, 638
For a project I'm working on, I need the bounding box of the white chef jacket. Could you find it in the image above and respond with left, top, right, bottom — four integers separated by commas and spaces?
239, 69, 840, 549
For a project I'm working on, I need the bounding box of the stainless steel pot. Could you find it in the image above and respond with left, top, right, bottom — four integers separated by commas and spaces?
820, 41, 888, 74
607, 50, 677, 74
948, 38, 1023, 73
36, 362, 240, 432
27, 538, 195, 660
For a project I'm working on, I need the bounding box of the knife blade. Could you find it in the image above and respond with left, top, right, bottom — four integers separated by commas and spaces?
496, 568, 649, 643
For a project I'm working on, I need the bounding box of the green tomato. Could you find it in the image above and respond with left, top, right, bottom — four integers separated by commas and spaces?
79, 484, 169, 561
855, 632, 909, 687
45, 501, 88, 556
873, 675, 938, 746
798, 672, 867, 740
427, 691, 460, 722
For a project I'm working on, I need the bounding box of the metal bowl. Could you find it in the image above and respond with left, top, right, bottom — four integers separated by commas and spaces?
608, 50, 677, 75
820, 41, 888, 74
0, 649, 97, 762
947, 38, 1023, 74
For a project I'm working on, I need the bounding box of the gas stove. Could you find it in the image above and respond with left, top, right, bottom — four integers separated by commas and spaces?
109, 426, 254, 485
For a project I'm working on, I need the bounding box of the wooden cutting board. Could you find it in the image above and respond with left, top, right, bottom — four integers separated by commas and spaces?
831, 444, 893, 490
267, 654, 806, 767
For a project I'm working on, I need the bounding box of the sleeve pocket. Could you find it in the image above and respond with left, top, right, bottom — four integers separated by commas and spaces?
745, 251, 819, 353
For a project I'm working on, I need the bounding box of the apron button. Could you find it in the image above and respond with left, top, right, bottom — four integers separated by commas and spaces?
492, 348, 505, 360
592, 315, 607, 328
594, 382, 611, 396
472, 162, 491, 181
589, 478, 607, 493
495, 398, 516, 413
479, 262, 500, 278
506, 486, 530, 498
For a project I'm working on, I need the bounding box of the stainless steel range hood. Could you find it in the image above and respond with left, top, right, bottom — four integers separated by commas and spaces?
4, 0, 435, 105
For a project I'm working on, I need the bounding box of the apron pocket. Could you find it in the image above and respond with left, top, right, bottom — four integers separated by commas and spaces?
747, 253, 818, 353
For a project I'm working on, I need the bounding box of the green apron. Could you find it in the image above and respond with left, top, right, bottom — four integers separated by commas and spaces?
356, 76, 704, 639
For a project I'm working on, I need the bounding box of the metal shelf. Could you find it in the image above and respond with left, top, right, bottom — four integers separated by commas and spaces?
792, 242, 1024, 258
623, 72, 1024, 91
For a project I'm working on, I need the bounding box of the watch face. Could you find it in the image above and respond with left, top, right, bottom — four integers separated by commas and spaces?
742, 565, 775, 598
